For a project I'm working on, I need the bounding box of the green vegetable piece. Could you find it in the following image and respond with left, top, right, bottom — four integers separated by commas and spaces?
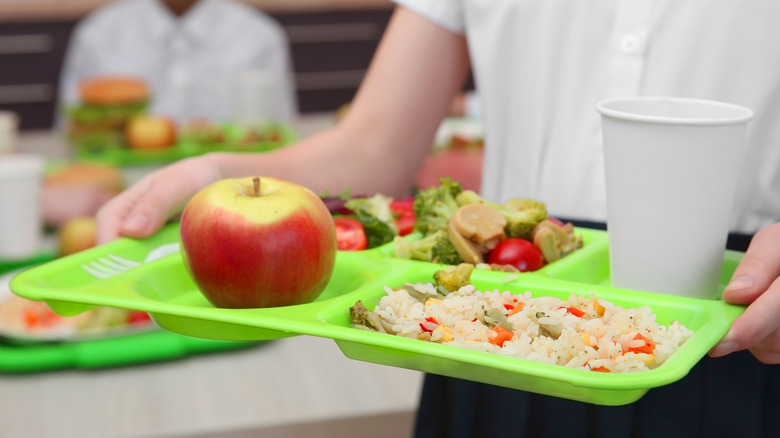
345, 194, 399, 248
500, 198, 548, 239
412, 177, 462, 235
354, 209, 396, 248
393, 229, 450, 262
433, 263, 475, 294
431, 236, 463, 265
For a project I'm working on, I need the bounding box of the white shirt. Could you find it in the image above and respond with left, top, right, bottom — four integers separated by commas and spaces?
59, 0, 298, 125
395, 0, 780, 233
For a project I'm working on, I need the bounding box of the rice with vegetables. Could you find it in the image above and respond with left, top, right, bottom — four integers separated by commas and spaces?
351, 268, 693, 373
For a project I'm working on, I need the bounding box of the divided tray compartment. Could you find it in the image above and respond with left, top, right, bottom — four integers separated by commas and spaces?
371, 226, 611, 278
8, 224, 745, 401
313, 263, 745, 406
543, 233, 745, 294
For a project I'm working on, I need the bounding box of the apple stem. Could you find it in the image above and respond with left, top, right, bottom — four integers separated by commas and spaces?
253, 177, 260, 197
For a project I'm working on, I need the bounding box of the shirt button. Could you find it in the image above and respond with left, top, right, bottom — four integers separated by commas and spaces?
619, 34, 641, 55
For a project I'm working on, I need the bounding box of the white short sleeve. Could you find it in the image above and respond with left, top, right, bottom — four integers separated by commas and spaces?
393, 0, 465, 33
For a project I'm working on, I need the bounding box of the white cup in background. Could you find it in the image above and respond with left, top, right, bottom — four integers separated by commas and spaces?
0, 111, 20, 154
0, 153, 46, 260
597, 97, 753, 299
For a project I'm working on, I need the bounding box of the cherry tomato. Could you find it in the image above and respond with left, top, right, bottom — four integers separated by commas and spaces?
487, 238, 544, 272
333, 217, 368, 251
390, 197, 416, 236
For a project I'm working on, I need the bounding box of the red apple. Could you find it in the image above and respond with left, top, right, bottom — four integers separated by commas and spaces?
179, 176, 337, 308
125, 115, 177, 150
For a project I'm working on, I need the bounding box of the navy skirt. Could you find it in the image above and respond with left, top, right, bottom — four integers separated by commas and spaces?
413, 228, 779, 438
414, 351, 780, 438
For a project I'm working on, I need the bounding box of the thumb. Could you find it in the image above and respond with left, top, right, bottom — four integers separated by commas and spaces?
721, 223, 780, 305
95, 178, 176, 244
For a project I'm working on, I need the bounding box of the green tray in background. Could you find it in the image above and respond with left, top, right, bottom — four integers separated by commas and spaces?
0, 252, 57, 276
9, 224, 746, 404
0, 329, 258, 374
74, 123, 298, 166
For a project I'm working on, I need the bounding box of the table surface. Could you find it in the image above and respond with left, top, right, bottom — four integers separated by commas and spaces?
1, 113, 424, 438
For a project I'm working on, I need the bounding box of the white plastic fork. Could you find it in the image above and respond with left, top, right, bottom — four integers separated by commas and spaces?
81, 243, 181, 279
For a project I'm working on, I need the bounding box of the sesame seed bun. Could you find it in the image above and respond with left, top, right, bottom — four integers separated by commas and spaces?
79, 76, 150, 106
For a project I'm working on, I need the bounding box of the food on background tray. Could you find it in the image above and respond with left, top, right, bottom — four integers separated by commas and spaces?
238, 124, 285, 148
351, 264, 693, 373
42, 163, 124, 227
180, 176, 337, 309
58, 216, 97, 257
0, 293, 152, 342
65, 76, 150, 152
45, 162, 124, 196
394, 178, 582, 271
180, 120, 291, 151
66, 78, 293, 159
181, 119, 230, 146
125, 114, 177, 150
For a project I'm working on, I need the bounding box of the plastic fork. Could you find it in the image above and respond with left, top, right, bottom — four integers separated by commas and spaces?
81, 243, 181, 279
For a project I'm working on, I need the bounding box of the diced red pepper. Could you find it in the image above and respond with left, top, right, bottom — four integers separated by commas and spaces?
489, 325, 515, 347
627, 332, 656, 354
507, 302, 525, 317
591, 365, 611, 373
560, 306, 586, 317
420, 317, 439, 333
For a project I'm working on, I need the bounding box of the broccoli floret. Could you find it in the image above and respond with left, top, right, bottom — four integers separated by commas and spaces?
433, 263, 475, 294
393, 229, 464, 265
393, 229, 449, 262
499, 198, 548, 239
413, 177, 462, 235
345, 194, 398, 248
431, 236, 463, 265
454, 189, 486, 206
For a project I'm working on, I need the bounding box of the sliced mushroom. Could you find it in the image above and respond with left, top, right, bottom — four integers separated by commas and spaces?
447, 219, 483, 264
531, 220, 583, 263
451, 204, 507, 248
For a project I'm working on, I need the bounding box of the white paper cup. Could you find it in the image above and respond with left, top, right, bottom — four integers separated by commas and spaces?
0, 153, 45, 260
597, 97, 753, 299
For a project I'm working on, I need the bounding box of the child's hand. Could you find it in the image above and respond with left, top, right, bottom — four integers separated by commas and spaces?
95, 156, 223, 244
710, 222, 780, 363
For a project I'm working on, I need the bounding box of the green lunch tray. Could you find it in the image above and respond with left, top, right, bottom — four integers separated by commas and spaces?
0, 328, 257, 373
0, 236, 256, 374
74, 123, 297, 166
0, 252, 57, 276
9, 223, 745, 405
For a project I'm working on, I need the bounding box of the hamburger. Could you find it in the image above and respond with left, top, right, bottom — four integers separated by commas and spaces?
65, 76, 150, 149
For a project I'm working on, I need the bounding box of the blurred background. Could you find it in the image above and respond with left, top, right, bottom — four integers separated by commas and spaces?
0, 2, 480, 437
3, 0, 394, 130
